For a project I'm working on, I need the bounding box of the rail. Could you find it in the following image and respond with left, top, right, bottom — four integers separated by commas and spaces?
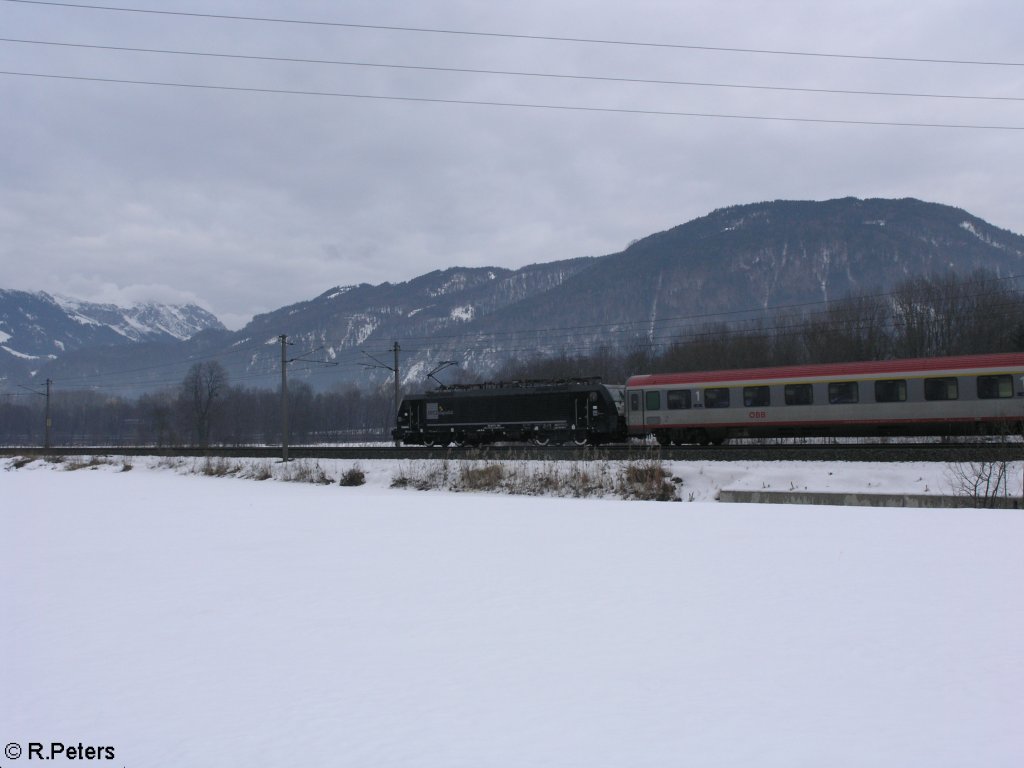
2, 442, 1021, 463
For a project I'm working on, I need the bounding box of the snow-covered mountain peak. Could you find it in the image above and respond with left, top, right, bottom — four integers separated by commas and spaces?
0, 289, 226, 372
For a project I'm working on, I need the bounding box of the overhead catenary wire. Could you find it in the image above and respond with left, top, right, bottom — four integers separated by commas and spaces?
4, 0, 1024, 67
3, 37, 1022, 103
2, 70, 1022, 131
3, 4, 1021, 131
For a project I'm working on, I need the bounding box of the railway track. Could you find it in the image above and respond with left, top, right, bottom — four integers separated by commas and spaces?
2, 442, 1021, 463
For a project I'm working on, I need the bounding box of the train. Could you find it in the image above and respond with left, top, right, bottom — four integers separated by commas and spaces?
627, 352, 1024, 445
392, 377, 626, 446
392, 353, 1024, 446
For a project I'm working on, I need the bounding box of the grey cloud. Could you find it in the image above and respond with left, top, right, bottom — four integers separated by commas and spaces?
2, 0, 1023, 329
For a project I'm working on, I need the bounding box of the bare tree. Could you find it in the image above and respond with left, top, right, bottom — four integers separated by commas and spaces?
948, 460, 1011, 508
181, 361, 228, 447
801, 294, 892, 363
890, 271, 1023, 358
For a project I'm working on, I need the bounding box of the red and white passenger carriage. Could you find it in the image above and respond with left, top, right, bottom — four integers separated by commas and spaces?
624, 353, 1024, 445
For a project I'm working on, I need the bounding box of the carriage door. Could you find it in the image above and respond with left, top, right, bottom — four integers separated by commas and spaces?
629, 390, 641, 428
573, 394, 591, 431
408, 401, 422, 429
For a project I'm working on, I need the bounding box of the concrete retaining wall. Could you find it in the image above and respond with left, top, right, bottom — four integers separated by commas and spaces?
718, 489, 1023, 508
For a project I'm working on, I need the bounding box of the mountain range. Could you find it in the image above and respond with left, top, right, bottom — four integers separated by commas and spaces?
4, 197, 1024, 396
0, 291, 223, 382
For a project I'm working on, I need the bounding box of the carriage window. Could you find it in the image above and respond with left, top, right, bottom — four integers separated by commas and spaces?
977, 375, 1013, 399
629, 392, 641, 412
924, 377, 958, 401
743, 386, 770, 407
784, 383, 813, 405
828, 381, 859, 404
704, 387, 731, 408
874, 379, 907, 403
645, 391, 661, 410
667, 390, 692, 410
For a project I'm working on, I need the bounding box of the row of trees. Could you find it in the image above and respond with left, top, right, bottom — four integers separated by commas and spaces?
3, 270, 1022, 446
497, 271, 1024, 381
0, 363, 396, 447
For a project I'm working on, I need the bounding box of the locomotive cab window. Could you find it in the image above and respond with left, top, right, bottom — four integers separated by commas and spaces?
704, 387, 731, 408
874, 379, 907, 403
924, 377, 959, 401
644, 391, 661, 410
828, 381, 859, 405
667, 390, 692, 410
977, 374, 1013, 399
784, 383, 813, 406
743, 386, 770, 407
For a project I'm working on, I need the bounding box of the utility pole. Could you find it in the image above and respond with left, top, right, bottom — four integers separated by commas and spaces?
19, 380, 52, 450
280, 335, 289, 462
360, 341, 403, 445
277, 335, 336, 459
44, 378, 51, 450
393, 341, 401, 439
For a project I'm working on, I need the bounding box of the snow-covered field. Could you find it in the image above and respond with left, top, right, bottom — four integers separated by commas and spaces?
3, 456, 1022, 767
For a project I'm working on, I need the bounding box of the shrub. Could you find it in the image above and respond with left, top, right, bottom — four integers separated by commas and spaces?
64, 456, 114, 471
280, 460, 333, 485
948, 460, 1012, 507
339, 465, 366, 487
458, 462, 505, 491
617, 460, 680, 501
246, 461, 274, 481
200, 456, 242, 477
391, 460, 449, 491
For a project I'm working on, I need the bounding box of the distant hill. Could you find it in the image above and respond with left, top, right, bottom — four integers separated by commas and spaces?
0, 290, 224, 387
8, 198, 1024, 395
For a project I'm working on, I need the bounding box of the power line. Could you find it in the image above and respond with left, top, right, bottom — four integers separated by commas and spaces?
3, 37, 1021, 103
4, 0, 1024, 67
3, 70, 1022, 130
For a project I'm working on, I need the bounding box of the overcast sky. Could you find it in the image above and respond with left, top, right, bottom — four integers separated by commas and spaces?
2, 0, 1023, 329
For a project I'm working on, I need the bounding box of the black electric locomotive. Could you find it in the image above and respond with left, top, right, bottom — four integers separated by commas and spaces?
393, 378, 626, 446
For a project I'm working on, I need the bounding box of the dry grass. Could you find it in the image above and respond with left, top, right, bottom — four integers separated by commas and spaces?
280, 460, 333, 485
391, 458, 680, 501
617, 459, 681, 501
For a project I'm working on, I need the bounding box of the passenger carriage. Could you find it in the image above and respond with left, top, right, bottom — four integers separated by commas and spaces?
624, 353, 1024, 445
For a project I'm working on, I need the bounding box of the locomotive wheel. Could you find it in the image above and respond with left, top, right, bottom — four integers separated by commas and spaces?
421, 436, 436, 448
572, 434, 589, 446
532, 435, 551, 446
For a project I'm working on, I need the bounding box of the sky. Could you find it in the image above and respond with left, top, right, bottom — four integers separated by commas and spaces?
2, 1, 1023, 330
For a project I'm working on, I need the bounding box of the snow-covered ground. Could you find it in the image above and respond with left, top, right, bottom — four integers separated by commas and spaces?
2, 456, 1022, 767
